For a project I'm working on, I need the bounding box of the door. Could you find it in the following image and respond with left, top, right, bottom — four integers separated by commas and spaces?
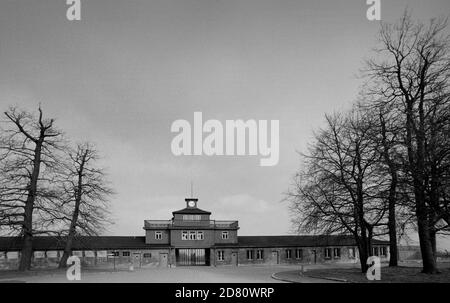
312, 250, 317, 264
231, 252, 238, 266
133, 252, 141, 268
270, 251, 279, 265
159, 253, 168, 267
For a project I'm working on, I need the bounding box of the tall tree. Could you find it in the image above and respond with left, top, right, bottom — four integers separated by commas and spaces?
57, 143, 113, 268
377, 106, 400, 266
0, 106, 64, 270
359, 101, 407, 267
288, 111, 388, 272
365, 12, 450, 273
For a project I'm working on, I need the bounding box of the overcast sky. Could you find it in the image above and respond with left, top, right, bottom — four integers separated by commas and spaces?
1, 0, 449, 249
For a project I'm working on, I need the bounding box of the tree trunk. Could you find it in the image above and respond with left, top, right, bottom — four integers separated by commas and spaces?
19, 140, 43, 271
58, 237, 74, 269
58, 150, 86, 268
380, 111, 399, 267
18, 232, 33, 271
417, 218, 438, 273
367, 227, 373, 257
356, 231, 369, 273
388, 176, 398, 266
58, 194, 81, 269
430, 228, 437, 263
415, 186, 438, 273
358, 245, 369, 273
388, 214, 398, 266
405, 99, 438, 274
19, 195, 35, 271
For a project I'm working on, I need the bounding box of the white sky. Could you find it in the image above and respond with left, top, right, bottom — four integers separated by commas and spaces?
0, 0, 449, 250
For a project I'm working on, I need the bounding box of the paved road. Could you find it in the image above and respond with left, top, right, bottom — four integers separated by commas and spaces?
0, 265, 334, 283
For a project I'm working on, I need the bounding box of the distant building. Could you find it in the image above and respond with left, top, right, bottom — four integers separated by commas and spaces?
398, 245, 422, 261
0, 198, 389, 269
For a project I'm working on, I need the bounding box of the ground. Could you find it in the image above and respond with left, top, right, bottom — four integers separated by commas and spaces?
1, 262, 448, 283
0, 265, 332, 283
276, 262, 450, 283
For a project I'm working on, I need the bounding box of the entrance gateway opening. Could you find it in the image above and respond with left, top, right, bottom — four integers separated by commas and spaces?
176, 248, 210, 266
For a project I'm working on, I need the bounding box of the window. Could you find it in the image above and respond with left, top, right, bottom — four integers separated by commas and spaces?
183, 215, 201, 221
6, 252, 19, 259
143, 253, 152, 258
221, 231, 229, 239
372, 247, 379, 256
155, 231, 162, 240
182, 230, 205, 240
380, 246, 387, 257
286, 249, 292, 259
295, 249, 303, 259
256, 250, 264, 260
112, 251, 120, 257
348, 247, 356, 259
122, 251, 130, 257
217, 250, 225, 261
246, 250, 254, 260
333, 248, 341, 258
324, 248, 332, 259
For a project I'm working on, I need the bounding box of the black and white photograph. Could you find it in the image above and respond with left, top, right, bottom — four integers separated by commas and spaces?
0, 0, 450, 299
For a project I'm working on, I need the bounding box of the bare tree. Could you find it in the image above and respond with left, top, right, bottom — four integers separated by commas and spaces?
0, 106, 64, 271
364, 12, 450, 273
287, 110, 388, 272
376, 106, 400, 266
56, 143, 113, 268
358, 100, 411, 267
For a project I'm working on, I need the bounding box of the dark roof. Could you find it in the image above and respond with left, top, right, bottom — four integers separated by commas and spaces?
0, 236, 166, 251
0, 235, 389, 251
234, 235, 389, 248
172, 207, 211, 215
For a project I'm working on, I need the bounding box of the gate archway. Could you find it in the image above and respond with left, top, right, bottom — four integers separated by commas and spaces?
176, 248, 210, 266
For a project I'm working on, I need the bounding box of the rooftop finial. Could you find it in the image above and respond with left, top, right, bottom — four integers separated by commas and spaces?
185, 181, 198, 208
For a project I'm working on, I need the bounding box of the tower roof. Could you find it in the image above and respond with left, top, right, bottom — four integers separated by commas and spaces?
172, 197, 211, 215
172, 207, 211, 215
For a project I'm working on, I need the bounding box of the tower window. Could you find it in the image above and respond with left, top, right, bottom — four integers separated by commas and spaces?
189, 231, 196, 240
197, 231, 204, 240
182, 231, 188, 240
183, 215, 201, 221
221, 231, 229, 239
155, 231, 162, 240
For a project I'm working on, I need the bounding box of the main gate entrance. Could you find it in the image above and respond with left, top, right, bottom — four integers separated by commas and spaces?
176, 248, 210, 266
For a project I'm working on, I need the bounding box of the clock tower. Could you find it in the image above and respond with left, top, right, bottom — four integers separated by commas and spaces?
185, 198, 198, 208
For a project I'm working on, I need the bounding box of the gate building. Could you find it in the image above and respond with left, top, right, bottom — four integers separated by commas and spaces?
0, 197, 390, 269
